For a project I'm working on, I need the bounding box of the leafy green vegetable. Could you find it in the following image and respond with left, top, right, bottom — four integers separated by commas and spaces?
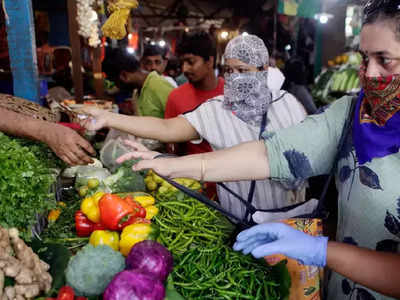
65, 244, 125, 296
103, 160, 146, 193
0, 133, 62, 235
40, 185, 90, 250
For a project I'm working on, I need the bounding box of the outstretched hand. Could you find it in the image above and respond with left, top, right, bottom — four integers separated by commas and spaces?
45, 123, 95, 165
79, 106, 111, 131
233, 222, 328, 267
116, 140, 173, 176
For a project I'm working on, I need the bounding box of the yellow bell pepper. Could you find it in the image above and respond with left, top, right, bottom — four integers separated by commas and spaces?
117, 192, 155, 208
89, 230, 120, 251
133, 193, 155, 207
145, 205, 159, 220
80, 191, 105, 223
119, 223, 159, 256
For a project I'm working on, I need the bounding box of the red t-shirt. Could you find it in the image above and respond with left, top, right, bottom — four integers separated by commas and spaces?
164, 77, 224, 155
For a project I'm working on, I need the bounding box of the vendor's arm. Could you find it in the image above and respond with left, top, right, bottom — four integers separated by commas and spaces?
0, 107, 94, 165
327, 241, 400, 298
82, 107, 199, 142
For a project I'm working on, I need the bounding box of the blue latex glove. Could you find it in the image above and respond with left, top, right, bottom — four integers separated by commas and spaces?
233, 222, 328, 267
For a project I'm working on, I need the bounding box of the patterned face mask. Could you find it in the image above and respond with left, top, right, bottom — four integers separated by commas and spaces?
224, 70, 271, 126
223, 34, 272, 127
359, 65, 400, 126
353, 66, 400, 164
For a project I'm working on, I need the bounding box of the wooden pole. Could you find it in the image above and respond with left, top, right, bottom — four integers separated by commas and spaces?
4, 0, 40, 103
92, 46, 104, 98
67, 0, 84, 103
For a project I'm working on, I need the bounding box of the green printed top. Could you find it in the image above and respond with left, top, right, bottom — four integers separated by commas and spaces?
264, 96, 400, 300
138, 71, 174, 118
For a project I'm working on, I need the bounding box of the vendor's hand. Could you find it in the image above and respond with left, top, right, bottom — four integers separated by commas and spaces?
233, 222, 328, 267
116, 140, 171, 175
44, 123, 95, 165
80, 106, 112, 131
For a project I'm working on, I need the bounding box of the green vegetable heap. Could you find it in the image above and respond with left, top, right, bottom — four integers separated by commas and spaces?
0, 133, 62, 232
154, 191, 291, 300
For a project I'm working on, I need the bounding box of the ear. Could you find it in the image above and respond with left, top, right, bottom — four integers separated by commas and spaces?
263, 64, 269, 71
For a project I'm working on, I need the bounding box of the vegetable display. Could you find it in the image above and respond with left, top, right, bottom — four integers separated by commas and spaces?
0, 133, 61, 232
3, 131, 291, 300
312, 51, 362, 105
65, 245, 125, 296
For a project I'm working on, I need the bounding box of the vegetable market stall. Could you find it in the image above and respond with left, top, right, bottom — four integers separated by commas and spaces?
0, 123, 291, 299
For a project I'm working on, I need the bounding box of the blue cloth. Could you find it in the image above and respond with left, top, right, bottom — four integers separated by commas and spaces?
353, 90, 400, 165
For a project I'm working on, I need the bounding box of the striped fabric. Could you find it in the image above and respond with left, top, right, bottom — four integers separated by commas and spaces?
183, 90, 308, 221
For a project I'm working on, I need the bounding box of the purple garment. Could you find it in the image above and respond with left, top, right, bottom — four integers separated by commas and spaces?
353, 90, 400, 165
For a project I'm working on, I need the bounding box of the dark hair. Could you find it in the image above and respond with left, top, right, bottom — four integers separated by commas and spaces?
363, 0, 400, 39
103, 48, 140, 81
143, 44, 166, 59
283, 57, 307, 85
176, 32, 216, 63
165, 57, 180, 72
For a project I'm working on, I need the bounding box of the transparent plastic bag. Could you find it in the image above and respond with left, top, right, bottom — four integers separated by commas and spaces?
75, 166, 111, 188
100, 137, 132, 170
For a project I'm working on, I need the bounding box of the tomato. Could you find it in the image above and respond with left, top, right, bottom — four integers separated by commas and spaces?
56, 286, 74, 300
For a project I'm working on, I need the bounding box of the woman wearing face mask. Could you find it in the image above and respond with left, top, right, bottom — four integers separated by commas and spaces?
124, 1, 400, 299
82, 34, 308, 222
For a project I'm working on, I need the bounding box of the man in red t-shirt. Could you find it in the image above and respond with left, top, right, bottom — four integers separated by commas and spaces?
164, 32, 224, 156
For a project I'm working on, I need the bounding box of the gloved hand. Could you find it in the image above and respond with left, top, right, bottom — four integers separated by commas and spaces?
233, 222, 328, 267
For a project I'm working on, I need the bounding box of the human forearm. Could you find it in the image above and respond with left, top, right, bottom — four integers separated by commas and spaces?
167, 141, 270, 181
0, 108, 49, 141
327, 241, 400, 298
104, 113, 197, 143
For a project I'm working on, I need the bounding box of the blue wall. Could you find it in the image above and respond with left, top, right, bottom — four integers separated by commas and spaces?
5, 0, 40, 102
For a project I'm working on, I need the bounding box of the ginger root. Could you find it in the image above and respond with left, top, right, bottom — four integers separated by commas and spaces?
0, 227, 52, 299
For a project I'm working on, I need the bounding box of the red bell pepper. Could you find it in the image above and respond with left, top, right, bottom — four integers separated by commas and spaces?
99, 194, 137, 231
123, 195, 146, 219
56, 286, 74, 300
74, 210, 106, 237
118, 216, 151, 229
75, 297, 88, 300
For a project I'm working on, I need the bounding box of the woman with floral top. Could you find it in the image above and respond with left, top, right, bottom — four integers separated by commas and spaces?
119, 1, 400, 299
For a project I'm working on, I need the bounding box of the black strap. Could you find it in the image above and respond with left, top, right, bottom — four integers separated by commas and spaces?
153, 164, 253, 227
218, 112, 268, 224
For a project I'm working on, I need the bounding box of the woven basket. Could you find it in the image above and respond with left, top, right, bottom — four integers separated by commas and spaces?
0, 93, 59, 123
